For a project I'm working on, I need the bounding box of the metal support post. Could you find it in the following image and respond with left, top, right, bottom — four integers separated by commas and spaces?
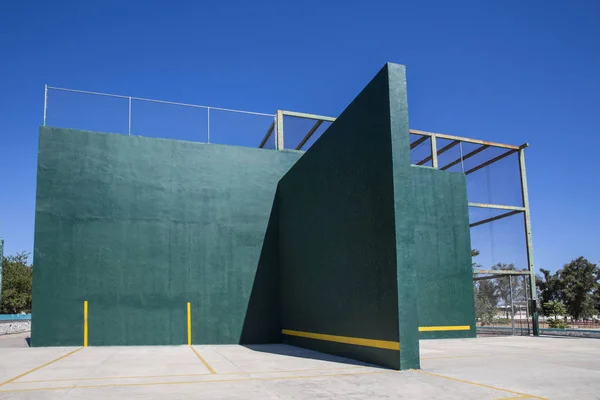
524, 275, 531, 335
519, 148, 539, 335
276, 110, 284, 151
207, 107, 211, 143
128, 97, 132, 135
510, 276, 515, 335
43, 84, 48, 126
430, 134, 438, 168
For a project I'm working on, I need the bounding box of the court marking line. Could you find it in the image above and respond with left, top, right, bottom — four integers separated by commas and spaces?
12, 365, 369, 384
0, 347, 83, 387
413, 370, 547, 400
282, 329, 399, 350
189, 345, 216, 374
418, 325, 471, 332
0, 370, 389, 393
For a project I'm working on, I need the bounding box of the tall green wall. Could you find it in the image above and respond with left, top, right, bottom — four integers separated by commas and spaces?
32, 127, 301, 346
278, 64, 419, 370
32, 63, 476, 369
412, 167, 476, 339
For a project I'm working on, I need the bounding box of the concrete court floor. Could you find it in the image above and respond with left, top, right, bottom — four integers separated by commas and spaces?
0, 333, 599, 399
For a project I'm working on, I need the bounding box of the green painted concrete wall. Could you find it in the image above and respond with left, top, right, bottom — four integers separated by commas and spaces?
31, 63, 476, 368
32, 127, 301, 346
411, 167, 477, 339
278, 64, 419, 370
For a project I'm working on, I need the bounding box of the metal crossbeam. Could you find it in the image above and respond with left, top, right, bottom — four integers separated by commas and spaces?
469, 210, 522, 228
468, 202, 525, 211
409, 129, 523, 150
441, 145, 490, 170
416, 140, 460, 165
258, 121, 275, 148
280, 110, 336, 122
465, 149, 518, 175
296, 120, 323, 150
410, 135, 428, 149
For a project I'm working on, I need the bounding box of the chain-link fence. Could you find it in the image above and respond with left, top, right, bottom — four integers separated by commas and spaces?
474, 274, 533, 336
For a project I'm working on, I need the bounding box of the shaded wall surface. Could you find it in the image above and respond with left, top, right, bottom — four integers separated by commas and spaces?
278, 65, 403, 369
278, 63, 422, 370
32, 127, 301, 346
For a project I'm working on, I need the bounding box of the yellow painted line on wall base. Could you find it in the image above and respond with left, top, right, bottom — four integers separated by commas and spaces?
189, 346, 216, 374
0, 347, 83, 387
282, 329, 399, 351
418, 325, 471, 332
83, 300, 88, 346
413, 369, 547, 400
0, 370, 388, 393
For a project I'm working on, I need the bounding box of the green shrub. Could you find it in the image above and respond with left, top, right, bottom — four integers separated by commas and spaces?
547, 318, 569, 329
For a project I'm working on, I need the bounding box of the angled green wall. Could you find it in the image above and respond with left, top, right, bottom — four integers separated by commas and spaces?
32, 127, 301, 346
278, 64, 418, 370
412, 167, 477, 339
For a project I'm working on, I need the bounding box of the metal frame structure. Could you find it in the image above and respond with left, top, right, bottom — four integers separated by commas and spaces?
264, 110, 539, 335
41, 85, 539, 335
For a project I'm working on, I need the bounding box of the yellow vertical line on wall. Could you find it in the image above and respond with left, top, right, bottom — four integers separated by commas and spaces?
83, 301, 88, 347
187, 302, 191, 345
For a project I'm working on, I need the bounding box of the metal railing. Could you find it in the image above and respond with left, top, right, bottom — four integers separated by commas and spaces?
43, 85, 276, 144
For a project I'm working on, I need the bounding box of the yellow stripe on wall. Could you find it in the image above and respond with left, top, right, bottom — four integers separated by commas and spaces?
83, 301, 88, 347
282, 329, 399, 350
187, 302, 192, 346
418, 325, 471, 332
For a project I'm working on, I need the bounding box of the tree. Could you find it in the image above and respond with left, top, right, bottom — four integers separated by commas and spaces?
491, 263, 526, 318
475, 279, 499, 326
543, 300, 568, 328
536, 268, 563, 308
559, 257, 599, 320
1, 252, 33, 314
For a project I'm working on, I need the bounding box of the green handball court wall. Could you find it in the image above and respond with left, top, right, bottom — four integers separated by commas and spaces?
32, 63, 476, 368
32, 128, 301, 346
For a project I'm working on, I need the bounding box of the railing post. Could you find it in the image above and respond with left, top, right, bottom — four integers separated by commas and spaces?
430, 134, 438, 168
43, 84, 48, 126
128, 97, 132, 135
207, 107, 211, 143
276, 110, 284, 150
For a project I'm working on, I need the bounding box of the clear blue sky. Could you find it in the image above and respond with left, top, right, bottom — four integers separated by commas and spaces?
1, 0, 598, 272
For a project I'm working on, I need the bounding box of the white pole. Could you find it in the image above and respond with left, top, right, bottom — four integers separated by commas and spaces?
207, 107, 211, 143
128, 97, 132, 135
43, 84, 48, 126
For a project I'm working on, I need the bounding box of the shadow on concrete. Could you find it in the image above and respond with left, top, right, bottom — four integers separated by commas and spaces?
242, 344, 377, 367
239, 194, 282, 344
0, 332, 31, 348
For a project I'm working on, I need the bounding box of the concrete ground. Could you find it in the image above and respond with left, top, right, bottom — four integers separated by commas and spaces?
0, 334, 598, 399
